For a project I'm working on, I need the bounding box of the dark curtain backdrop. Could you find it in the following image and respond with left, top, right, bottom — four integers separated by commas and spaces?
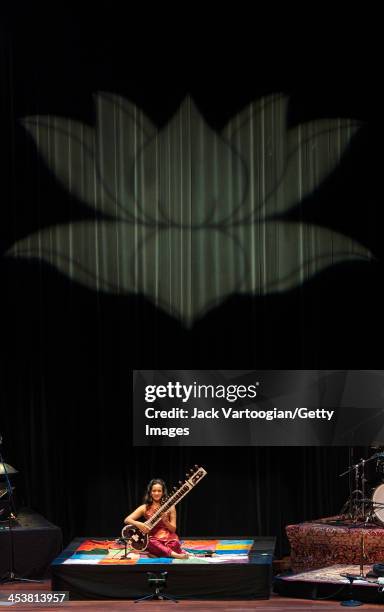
0, 11, 382, 557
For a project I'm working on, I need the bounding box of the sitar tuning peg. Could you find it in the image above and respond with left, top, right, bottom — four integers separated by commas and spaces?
194, 464, 198, 469
179, 481, 183, 485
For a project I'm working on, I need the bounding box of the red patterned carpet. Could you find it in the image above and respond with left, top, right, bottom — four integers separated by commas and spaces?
286, 516, 384, 572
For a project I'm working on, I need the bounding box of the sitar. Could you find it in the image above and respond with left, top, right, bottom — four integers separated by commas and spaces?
121, 465, 207, 551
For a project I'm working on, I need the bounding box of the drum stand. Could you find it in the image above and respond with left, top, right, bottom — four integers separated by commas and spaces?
340, 452, 382, 523
340, 460, 363, 521
339, 450, 384, 591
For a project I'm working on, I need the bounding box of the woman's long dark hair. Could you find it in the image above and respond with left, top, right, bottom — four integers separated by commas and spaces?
143, 478, 168, 507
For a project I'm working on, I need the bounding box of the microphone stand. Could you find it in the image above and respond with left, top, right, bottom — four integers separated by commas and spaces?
0, 434, 41, 584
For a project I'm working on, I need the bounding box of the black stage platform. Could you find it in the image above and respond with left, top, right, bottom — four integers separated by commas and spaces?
51, 536, 275, 600
0, 509, 62, 578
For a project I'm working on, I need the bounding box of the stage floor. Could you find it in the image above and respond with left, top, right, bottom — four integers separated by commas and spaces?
7, 579, 384, 611
51, 536, 275, 600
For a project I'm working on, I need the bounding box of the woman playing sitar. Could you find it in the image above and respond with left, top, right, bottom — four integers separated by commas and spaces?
124, 478, 189, 559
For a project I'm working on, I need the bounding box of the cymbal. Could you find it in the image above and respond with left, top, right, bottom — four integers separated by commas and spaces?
0, 463, 18, 475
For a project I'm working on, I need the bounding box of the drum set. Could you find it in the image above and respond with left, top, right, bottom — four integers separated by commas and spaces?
340, 448, 384, 524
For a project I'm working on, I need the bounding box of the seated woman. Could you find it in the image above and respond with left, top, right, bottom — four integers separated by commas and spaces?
124, 478, 189, 559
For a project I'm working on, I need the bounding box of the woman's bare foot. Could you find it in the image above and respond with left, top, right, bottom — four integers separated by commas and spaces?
170, 551, 189, 559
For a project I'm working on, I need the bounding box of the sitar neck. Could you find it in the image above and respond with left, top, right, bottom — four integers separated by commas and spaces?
144, 467, 207, 529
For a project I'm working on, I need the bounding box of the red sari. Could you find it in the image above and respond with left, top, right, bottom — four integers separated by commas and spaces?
145, 505, 183, 557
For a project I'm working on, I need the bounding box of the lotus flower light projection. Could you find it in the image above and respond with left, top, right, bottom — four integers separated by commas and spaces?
8, 93, 371, 325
